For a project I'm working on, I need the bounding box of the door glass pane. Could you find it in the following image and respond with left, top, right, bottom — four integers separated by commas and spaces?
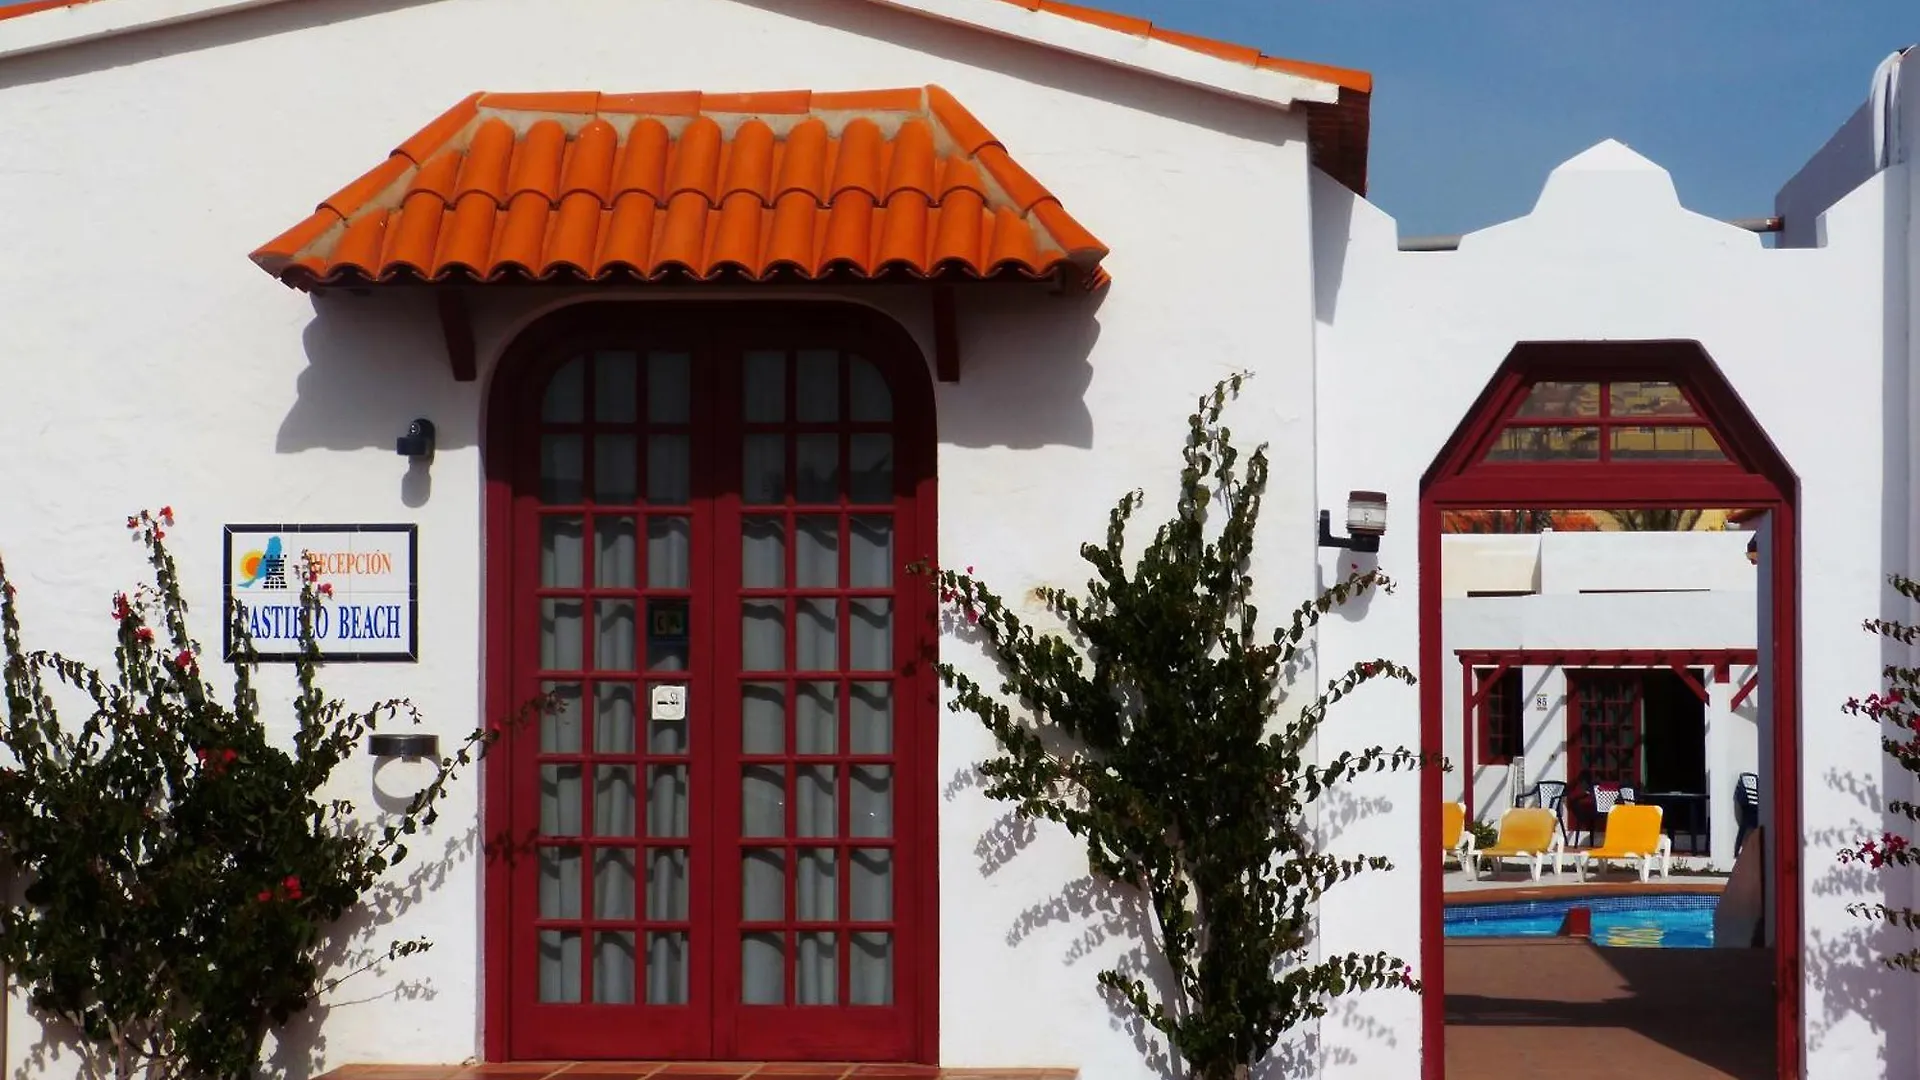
646, 765, 689, 837
594, 516, 637, 588
647, 516, 690, 588
849, 434, 892, 503
796, 599, 838, 671
541, 436, 584, 504
849, 355, 891, 422
850, 933, 892, 1005
648, 684, 689, 754
797, 682, 836, 754
742, 933, 785, 1004
594, 683, 636, 752
543, 356, 585, 422
540, 764, 583, 835
541, 599, 583, 671
850, 682, 892, 754
798, 933, 837, 1006
594, 351, 639, 423
542, 681, 583, 752
595, 435, 639, 504
743, 849, 786, 920
593, 848, 636, 919
538, 845, 582, 917
541, 516, 583, 587
796, 435, 839, 503
742, 601, 785, 671
594, 765, 637, 836
850, 599, 891, 671
646, 598, 690, 672
595, 599, 637, 671
647, 848, 689, 920
649, 434, 691, 505
796, 349, 839, 422
796, 766, 836, 838
744, 351, 786, 422
744, 435, 786, 504
742, 766, 786, 836
648, 351, 691, 424
594, 931, 636, 1003
849, 516, 891, 588
796, 516, 839, 588
648, 932, 689, 1004
851, 765, 892, 837
851, 848, 892, 920
538, 930, 582, 1003
742, 683, 785, 754
742, 517, 785, 588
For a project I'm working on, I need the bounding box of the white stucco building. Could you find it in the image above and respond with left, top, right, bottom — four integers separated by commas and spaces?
1441, 529, 1760, 871
0, 2, 1917, 1078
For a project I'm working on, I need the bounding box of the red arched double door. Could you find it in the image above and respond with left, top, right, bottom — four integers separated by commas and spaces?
483, 303, 938, 1063
1417, 341, 1800, 1080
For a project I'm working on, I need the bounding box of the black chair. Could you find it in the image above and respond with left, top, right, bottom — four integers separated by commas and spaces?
1734, 771, 1761, 854
1516, 780, 1568, 839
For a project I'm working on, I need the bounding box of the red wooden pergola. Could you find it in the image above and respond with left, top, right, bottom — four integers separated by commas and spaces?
1455, 647, 1761, 811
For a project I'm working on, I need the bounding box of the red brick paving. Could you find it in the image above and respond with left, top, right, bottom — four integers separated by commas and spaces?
1445, 940, 1775, 1079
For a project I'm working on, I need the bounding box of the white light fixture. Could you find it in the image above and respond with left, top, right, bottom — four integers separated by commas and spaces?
1319, 490, 1389, 553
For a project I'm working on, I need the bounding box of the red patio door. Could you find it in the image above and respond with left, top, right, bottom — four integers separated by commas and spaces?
493, 310, 931, 1061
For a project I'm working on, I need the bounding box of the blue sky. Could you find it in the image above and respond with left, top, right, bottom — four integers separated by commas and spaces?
1107, 0, 1919, 234
3, 1, 1914, 234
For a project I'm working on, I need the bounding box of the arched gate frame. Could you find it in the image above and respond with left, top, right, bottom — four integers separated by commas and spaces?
1416, 341, 1800, 1079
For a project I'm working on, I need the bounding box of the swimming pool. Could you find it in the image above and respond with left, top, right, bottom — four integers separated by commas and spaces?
1443, 893, 1718, 948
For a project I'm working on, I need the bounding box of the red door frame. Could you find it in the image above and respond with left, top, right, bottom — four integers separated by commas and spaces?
480, 300, 941, 1064
1417, 341, 1800, 1080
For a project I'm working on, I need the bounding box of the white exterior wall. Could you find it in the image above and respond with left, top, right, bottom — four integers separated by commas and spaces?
1313, 129, 1914, 1077
1438, 533, 1759, 869
0, 2, 1321, 1078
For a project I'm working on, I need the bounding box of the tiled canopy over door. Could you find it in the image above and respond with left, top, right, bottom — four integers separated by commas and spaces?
502, 312, 932, 1061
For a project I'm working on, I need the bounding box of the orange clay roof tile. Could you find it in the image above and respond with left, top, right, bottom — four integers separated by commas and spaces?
252, 85, 1111, 290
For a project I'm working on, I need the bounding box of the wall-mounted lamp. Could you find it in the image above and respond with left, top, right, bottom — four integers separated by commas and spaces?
1318, 490, 1389, 554
395, 418, 436, 462
1746, 536, 1760, 566
368, 732, 439, 759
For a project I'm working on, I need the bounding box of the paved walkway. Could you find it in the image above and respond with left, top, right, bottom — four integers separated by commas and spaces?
1445, 940, 1773, 1079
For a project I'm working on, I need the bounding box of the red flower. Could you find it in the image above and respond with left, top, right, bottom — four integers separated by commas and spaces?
283, 875, 303, 900
257, 890, 272, 903
126, 516, 139, 531
317, 582, 334, 598
154, 528, 166, 541
196, 748, 210, 764
175, 650, 196, 672
223, 749, 237, 764
159, 506, 174, 526
111, 594, 131, 621
135, 627, 154, 644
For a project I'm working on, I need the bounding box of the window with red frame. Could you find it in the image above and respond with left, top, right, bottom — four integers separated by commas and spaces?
1482, 380, 1726, 464
1476, 667, 1524, 764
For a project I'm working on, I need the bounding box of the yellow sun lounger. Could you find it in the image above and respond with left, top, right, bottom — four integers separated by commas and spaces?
1472, 807, 1563, 882
1571, 804, 1671, 882
1442, 801, 1477, 870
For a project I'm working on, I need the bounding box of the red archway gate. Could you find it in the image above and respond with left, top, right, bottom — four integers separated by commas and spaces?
1416, 341, 1799, 1079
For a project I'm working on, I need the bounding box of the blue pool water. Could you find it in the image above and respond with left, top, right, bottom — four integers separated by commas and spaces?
1444, 893, 1718, 948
